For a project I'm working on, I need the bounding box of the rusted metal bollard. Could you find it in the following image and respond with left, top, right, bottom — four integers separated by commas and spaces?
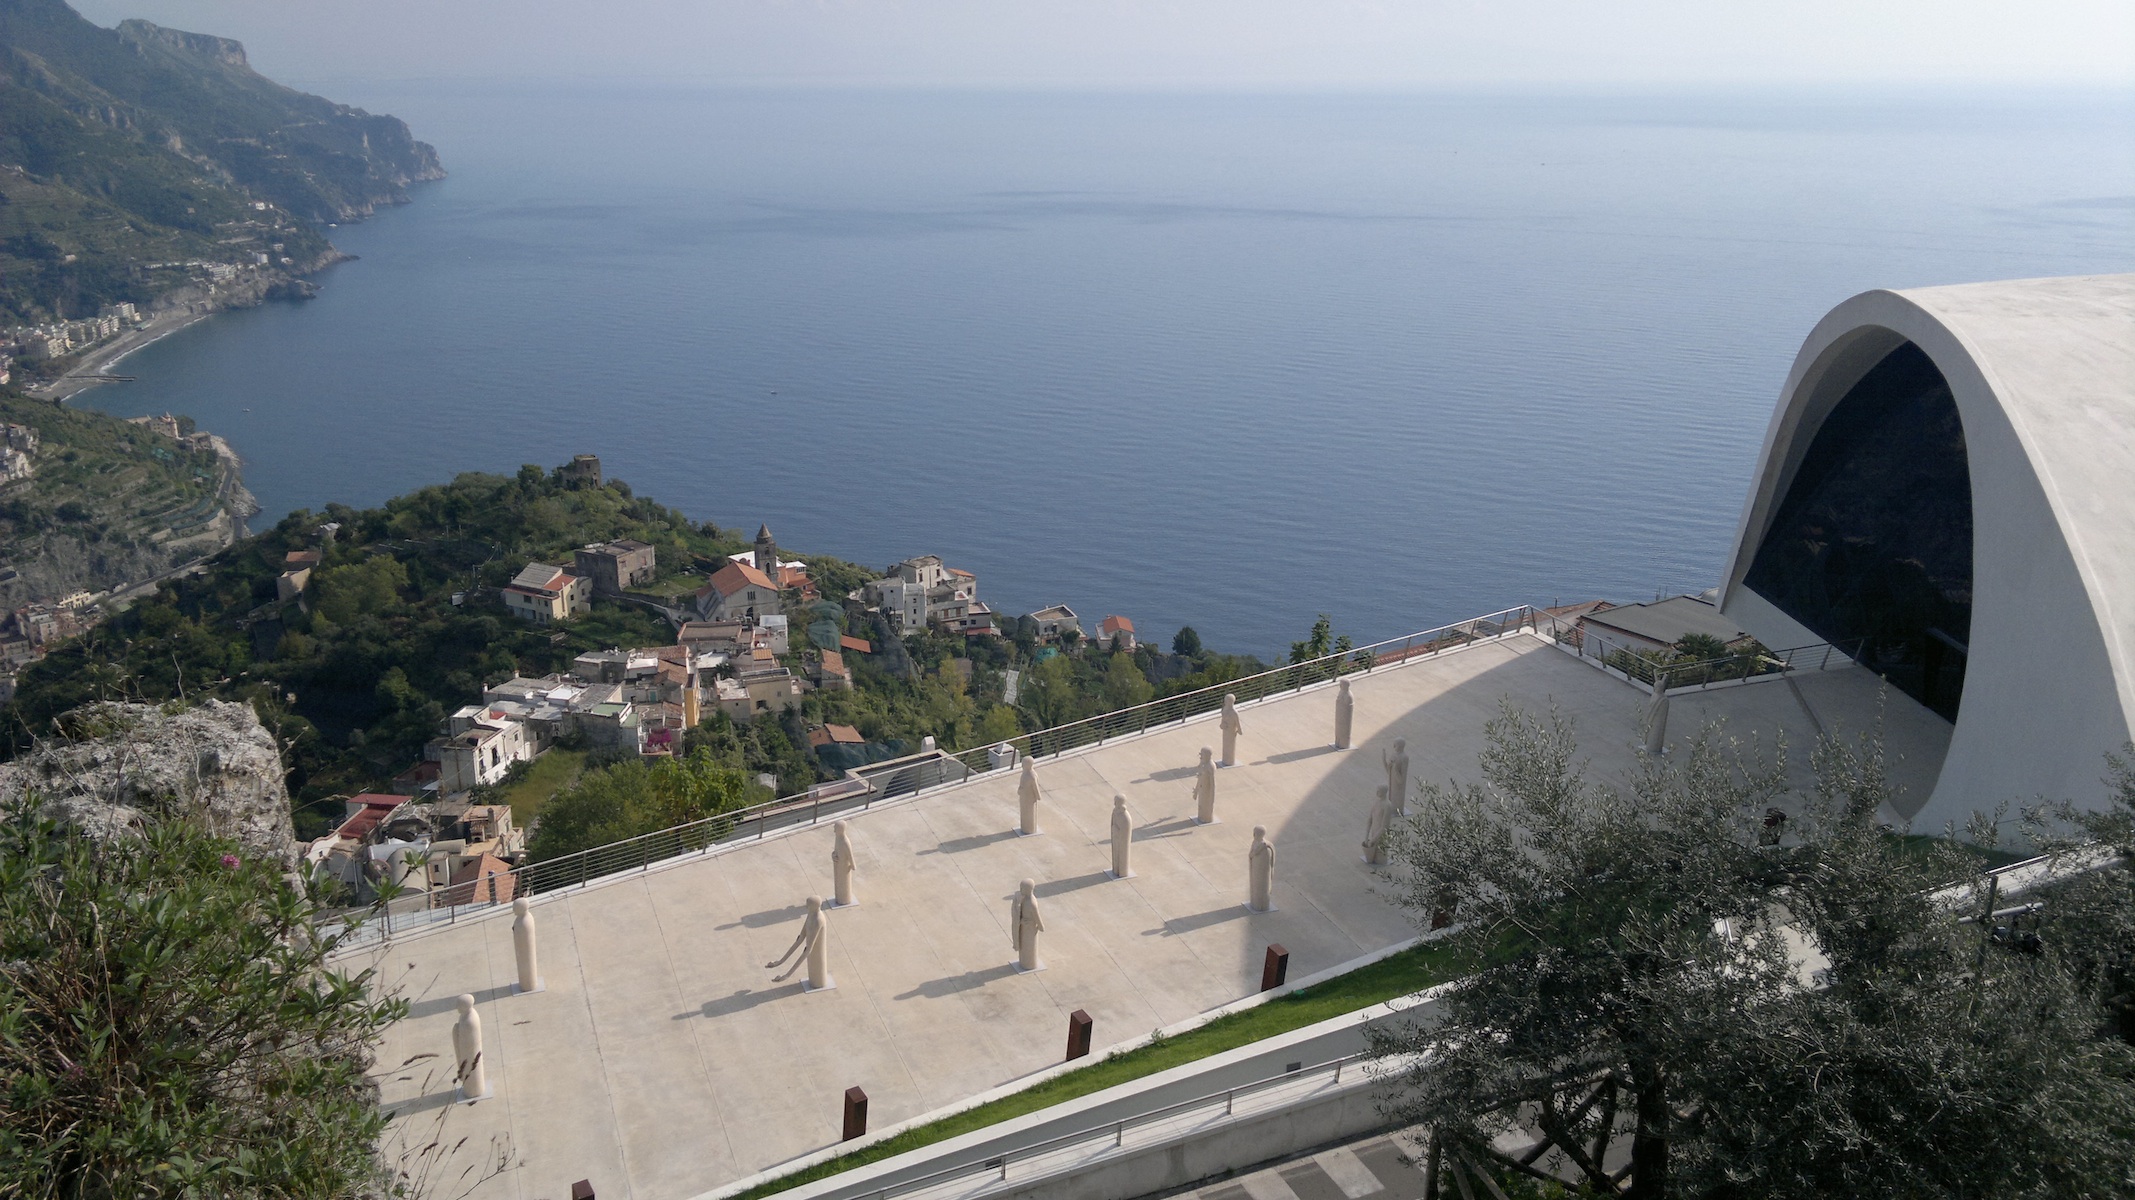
842, 1086, 869, 1141
1261, 944, 1290, 991
1065, 1009, 1093, 1061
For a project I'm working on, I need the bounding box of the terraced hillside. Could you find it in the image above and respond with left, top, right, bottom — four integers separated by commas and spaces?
0, 387, 251, 608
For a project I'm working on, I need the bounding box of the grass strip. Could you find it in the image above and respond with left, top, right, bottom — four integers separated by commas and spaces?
731, 939, 1462, 1199
492, 748, 587, 825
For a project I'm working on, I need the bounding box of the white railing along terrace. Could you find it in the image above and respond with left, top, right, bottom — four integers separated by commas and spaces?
329, 604, 1543, 948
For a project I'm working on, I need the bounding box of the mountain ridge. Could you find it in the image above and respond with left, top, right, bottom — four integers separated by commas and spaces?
0, 0, 441, 324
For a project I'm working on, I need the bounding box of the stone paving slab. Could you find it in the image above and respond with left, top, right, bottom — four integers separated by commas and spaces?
361, 634, 1949, 1200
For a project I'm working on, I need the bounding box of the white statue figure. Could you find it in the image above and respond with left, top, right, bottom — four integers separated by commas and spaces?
1194, 747, 1219, 825
1248, 826, 1277, 912
1383, 738, 1410, 815
1017, 758, 1043, 836
453, 994, 488, 1101
1109, 795, 1134, 879
831, 820, 857, 907
1334, 679, 1354, 749
1011, 879, 1046, 972
1363, 784, 1398, 866
1219, 693, 1244, 766
511, 897, 544, 993
1643, 671, 1670, 756
767, 895, 834, 991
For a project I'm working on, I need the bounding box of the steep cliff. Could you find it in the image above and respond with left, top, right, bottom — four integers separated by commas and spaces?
0, 0, 442, 324
0, 697, 295, 867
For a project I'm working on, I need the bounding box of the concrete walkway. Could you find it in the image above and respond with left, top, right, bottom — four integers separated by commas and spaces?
361, 633, 1949, 1200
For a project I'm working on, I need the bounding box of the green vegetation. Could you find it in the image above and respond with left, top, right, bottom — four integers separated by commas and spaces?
0, 388, 230, 575
486, 746, 586, 826
733, 938, 1466, 1200
4, 452, 1297, 846
1374, 706, 2135, 1198
0, 802, 406, 1197
0, 0, 440, 324
6, 465, 754, 834
524, 749, 749, 864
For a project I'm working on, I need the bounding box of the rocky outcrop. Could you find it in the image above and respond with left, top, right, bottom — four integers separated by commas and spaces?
0, 699, 296, 868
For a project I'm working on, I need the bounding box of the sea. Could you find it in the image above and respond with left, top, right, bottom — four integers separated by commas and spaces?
77, 86, 2135, 659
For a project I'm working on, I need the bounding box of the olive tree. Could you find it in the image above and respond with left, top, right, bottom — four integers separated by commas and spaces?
1372, 704, 2135, 1199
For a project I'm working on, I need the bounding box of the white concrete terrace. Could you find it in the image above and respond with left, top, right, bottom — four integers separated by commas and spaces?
358, 629, 1951, 1200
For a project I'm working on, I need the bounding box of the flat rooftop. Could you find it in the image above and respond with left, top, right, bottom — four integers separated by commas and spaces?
358, 631, 1950, 1200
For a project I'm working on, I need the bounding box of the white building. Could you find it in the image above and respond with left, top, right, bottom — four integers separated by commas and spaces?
433, 716, 533, 794
1026, 604, 1082, 642
1717, 273, 2135, 834
865, 555, 980, 633
502, 562, 591, 624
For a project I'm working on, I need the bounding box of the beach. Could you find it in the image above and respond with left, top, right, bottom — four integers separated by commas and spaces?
30, 307, 215, 404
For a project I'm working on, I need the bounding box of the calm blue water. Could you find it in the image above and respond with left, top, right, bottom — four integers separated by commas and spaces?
81, 87, 2135, 658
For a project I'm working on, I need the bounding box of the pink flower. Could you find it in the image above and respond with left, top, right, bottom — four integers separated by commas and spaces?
221, 854, 241, 870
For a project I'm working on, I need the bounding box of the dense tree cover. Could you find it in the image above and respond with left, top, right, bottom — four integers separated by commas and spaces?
6, 456, 1306, 847
0, 804, 406, 1197
525, 748, 750, 864
5, 465, 755, 833
1374, 708, 2135, 1199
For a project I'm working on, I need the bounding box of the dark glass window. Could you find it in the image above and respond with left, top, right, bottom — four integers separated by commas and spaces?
1743, 342, 1971, 719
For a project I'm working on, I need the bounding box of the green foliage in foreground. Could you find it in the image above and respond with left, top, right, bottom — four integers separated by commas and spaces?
1376, 707, 2135, 1200
525, 748, 751, 864
732, 938, 1466, 1199
0, 805, 404, 1198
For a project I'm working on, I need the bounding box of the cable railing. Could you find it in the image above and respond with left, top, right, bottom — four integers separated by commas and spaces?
857, 1052, 1376, 1200
1534, 608, 1861, 690
329, 605, 1540, 949
942, 605, 1538, 773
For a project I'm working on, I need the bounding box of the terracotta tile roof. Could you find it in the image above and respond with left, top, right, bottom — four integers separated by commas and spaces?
335, 793, 407, 841
705, 560, 776, 597
1099, 615, 1134, 635
439, 853, 516, 906
807, 723, 865, 748
840, 635, 873, 654
819, 650, 847, 675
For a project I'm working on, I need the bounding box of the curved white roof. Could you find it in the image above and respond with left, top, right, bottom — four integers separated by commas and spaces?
1720, 273, 2135, 832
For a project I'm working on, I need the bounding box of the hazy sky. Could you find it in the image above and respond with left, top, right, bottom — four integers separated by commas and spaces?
67, 0, 2135, 91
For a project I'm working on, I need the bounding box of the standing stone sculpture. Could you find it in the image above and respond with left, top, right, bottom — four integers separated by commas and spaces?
453, 994, 488, 1101
831, 820, 857, 907
1383, 738, 1410, 814
1109, 795, 1134, 879
1194, 747, 1219, 825
1362, 784, 1398, 866
1643, 671, 1671, 756
767, 895, 834, 992
1334, 679, 1354, 749
1248, 826, 1277, 912
1219, 694, 1244, 766
1012, 879, 1046, 972
1017, 758, 1043, 837
512, 897, 544, 994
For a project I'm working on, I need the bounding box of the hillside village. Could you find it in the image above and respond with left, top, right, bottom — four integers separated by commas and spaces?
230, 456, 1164, 903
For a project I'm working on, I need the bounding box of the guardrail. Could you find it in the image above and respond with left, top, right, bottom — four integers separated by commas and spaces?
331, 605, 1540, 948
1533, 608, 1861, 690
861, 1052, 1374, 1200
